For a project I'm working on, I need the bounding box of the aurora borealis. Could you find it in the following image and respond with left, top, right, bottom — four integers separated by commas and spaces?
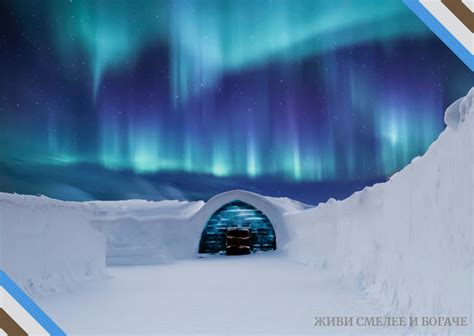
0, 0, 472, 202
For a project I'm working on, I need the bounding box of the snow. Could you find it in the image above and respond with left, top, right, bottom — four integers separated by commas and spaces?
88, 199, 204, 219
92, 190, 311, 266
90, 199, 204, 266
444, 97, 464, 130
0, 194, 105, 296
39, 254, 385, 336
189, 189, 311, 255
286, 87, 474, 333
445, 88, 474, 130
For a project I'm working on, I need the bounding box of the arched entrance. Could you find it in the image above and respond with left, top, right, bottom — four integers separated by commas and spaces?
198, 200, 276, 254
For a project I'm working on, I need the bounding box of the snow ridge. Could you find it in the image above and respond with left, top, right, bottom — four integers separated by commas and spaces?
286, 88, 474, 334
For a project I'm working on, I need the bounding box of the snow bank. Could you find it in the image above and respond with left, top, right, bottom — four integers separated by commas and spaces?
0, 193, 105, 296
90, 200, 205, 265
286, 88, 474, 333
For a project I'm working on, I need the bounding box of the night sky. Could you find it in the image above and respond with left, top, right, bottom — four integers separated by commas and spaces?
0, 0, 472, 203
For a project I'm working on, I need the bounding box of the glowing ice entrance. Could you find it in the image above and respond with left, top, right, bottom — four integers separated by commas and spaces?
198, 200, 276, 254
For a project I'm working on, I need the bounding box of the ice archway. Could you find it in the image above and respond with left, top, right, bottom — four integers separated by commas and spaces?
191, 190, 291, 254
198, 200, 276, 254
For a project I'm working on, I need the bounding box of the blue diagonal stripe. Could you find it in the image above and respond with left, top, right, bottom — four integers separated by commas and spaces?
0, 270, 66, 336
404, 0, 474, 71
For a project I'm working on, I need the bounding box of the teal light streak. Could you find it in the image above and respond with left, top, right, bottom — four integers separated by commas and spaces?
376, 92, 443, 176
2, 0, 452, 183
52, 0, 167, 97
48, 0, 428, 101
169, 0, 428, 104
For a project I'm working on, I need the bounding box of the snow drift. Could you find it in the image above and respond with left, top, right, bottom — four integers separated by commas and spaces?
89, 199, 204, 266
0, 194, 105, 296
286, 88, 474, 332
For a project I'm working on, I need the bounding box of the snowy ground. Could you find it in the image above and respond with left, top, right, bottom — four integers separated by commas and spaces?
38, 253, 392, 336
